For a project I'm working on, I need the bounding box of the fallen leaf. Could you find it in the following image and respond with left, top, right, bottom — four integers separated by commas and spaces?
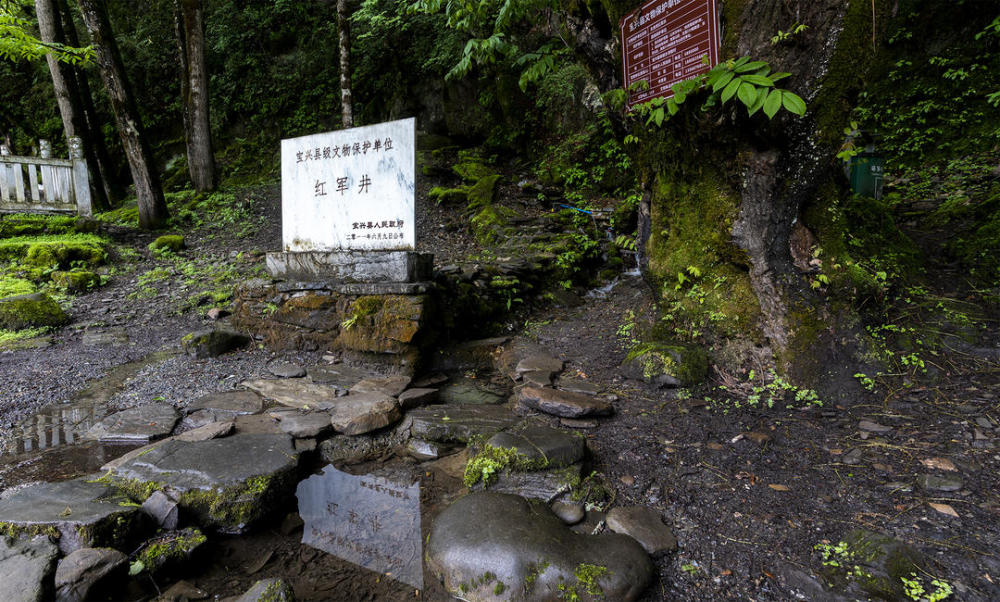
720, 569, 732, 576
768, 484, 790, 491
829, 449, 843, 455
928, 502, 959, 518
920, 457, 957, 472
894, 504, 907, 511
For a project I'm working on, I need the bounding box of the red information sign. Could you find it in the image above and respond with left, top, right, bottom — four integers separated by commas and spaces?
620, 0, 720, 109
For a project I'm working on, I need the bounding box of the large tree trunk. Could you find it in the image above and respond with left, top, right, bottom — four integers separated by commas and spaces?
35, 0, 109, 210
337, 0, 353, 128
77, 0, 168, 229
174, 0, 215, 192
57, 0, 122, 204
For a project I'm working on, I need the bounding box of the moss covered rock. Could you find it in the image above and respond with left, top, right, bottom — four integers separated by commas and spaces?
134, 528, 207, 575
50, 270, 99, 292
181, 328, 251, 358
0, 293, 69, 330
0, 277, 35, 299
149, 235, 185, 253
428, 186, 469, 205
623, 343, 709, 388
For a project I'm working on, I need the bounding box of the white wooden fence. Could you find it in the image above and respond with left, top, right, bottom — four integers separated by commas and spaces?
0, 136, 92, 217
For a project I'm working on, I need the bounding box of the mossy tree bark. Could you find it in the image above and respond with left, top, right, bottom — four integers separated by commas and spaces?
77, 0, 169, 229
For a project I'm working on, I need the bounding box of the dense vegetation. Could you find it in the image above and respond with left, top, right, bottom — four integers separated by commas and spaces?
1, 0, 998, 398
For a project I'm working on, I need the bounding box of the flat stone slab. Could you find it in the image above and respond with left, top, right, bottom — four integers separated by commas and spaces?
188, 390, 264, 415
554, 377, 602, 395
427, 492, 652, 601
350, 375, 411, 397
515, 354, 564, 380
110, 433, 299, 533
329, 393, 402, 435
409, 405, 520, 443
271, 411, 334, 439
307, 364, 375, 388
517, 386, 614, 418
487, 425, 586, 468
486, 464, 583, 502
398, 387, 438, 410
0, 480, 141, 554
606, 506, 678, 555
437, 380, 507, 405
242, 379, 340, 410
0, 536, 59, 602
84, 402, 179, 443
267, 361, 306, 378
55, 547, 127, 602
319, 418, 411, 464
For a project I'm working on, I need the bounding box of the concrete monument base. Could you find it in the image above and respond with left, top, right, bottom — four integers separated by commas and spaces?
266, 250, 432, 283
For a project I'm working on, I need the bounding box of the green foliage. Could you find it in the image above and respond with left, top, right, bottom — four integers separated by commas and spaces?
0, 0, 92, 63
771, 23, 808, 45
706, 369, 822, 414
634, 56, 806, 127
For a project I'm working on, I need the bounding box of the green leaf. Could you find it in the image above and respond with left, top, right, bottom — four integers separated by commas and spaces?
667, 98, 679, 115
735, 60, 768, 73
672, 83, 687, 104
763, 89, 783, 118
741, 74, 774, 86
781, 91, 807, 115
732, 56, 750, 68
770, 72, 792, 82
747, 87, 768, 115
712, 70, 734, 92
721, 78, 741, 103
737, 82, 757, 107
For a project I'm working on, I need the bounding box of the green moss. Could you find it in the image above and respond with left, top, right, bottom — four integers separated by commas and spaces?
524, 561, 551, 590
428, 186, 469, 204
0, 293, 69, 330
114, 478, 167, 502
0, 214, 79, 238
0, 234, 108, 270
466, 174, 501, 209
0, 522, 60, 540
135, 528, 207, 574
149, 235, 185, 253
0, 277, 35, 299
463, 441, 552, 487
50, 270, 99, 292
625, 342, 709, 387
574, 563, 610, 597
452, 160, 497, 183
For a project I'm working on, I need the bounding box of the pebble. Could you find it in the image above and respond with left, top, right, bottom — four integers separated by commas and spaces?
606, 506, 678, 555
859, 420, 892, 433
266, 361, 306, 379
551, 500, 585, 525
919, 475, 963, 492
843, 448, 863, 465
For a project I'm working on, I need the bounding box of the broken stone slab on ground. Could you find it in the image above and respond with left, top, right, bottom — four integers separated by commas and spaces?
397, 387, 438, 410
0, 479, 142, 554
268, 410, 334, 439
514, 354, 564, 382
0, 535, 59, 602
427, 492, 652, 601
306, 363, 376, 388
350, 375, 411, 397
83, 402, 179, 443
54, 547, 128, 602
242, 379, 340, 410
482, 464, 583, 502
181, 328, 251, 359
517, 386, 614, 418
319, 416, 412, 464
605, 506, 677, 555
186, 390, 264, 415
109, 433, 299, 533
328, 393, 402, 435
408, 404, 521, 443
133, 527, 207, 576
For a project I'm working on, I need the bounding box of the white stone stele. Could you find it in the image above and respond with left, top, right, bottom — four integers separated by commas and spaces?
280, 117, 415, 252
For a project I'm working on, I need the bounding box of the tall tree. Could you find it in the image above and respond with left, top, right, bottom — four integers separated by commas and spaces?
174, 0, 214, 192
337, 0, 352, 127
35, 0, 108, 208
56, 0, 121, 203
76, 0, 167, 229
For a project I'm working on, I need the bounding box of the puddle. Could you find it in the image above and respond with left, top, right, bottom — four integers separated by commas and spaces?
0, 350, 177, 490
297, 465, 423, 589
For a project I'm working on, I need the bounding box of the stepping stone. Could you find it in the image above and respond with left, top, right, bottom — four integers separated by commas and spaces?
398, 387, 438, 410
521, 370, 553, 387
55, 547, 127, 602
0, 480, 141, 554
266, 361, 306, 378
437, 380, 506, 405
188, 390, 263, 415
554, 377, 602, 395
318, 420, 410, 464
406, 439, 451, 461
606, 506, 678, 555
350, 375, 411, 397
551, 500, 585, 525
110, 433, 299, 533
409, 405, 520, 443
242, 379, 340, 410
329, 393, 401, 435
517, 386, 614, 418
0, 536, 59, 602
306, 364, 374, 388
181, 328, 251, 359
515, 354, 564, 380
176, 420, 235, 442
427, 492, 652, 601
918, 475, 963, 492
236, 578, 294, 602
271, 411, 333, 439
84, 403, 179, 443
487, 425, 586, 468
485, 464, 583, 501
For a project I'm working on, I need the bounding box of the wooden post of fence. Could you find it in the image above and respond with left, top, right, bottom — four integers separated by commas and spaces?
69, 137, 92, 217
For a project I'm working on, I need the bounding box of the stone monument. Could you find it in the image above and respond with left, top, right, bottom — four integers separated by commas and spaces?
234, 119, 434, 372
